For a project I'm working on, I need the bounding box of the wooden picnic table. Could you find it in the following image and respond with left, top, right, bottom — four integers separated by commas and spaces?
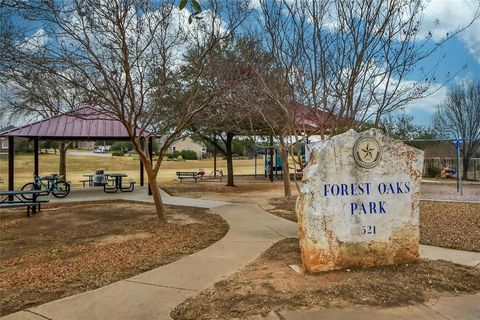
0, 190, 49, 217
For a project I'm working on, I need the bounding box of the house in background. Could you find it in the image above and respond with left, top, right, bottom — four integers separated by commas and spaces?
73, 141, 96, 150
0, 126, 15, 155
168, 137, 206, 160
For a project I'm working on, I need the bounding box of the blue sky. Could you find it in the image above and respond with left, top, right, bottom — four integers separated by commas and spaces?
2, 0, 480, 129
248, 0, 480, 127
398, 0, 480, 126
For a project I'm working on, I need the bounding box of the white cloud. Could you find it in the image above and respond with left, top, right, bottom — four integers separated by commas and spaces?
403, 85, 448, 114
16, 28, 47, 52
421, 0, 480, 63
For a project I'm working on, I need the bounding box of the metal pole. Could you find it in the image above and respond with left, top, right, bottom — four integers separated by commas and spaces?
8, 136, 14, 200
34, 138, 39, 177
148, 136, 153, 196
254, 147, 257, 178
275, 149, 278, 178
139, 138, 144, 187
269, 136, 274, 182
213, 134, 217, 178
456, 140, 460, 193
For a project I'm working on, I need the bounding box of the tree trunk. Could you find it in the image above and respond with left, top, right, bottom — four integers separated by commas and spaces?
225, 132, 235, 187
279, 145, 292, 198
58, 142, 69, 180
132, 138, 167, 222
146, 169, 167, 222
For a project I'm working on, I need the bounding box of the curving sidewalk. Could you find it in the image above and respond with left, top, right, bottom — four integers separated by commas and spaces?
2, 188, 480, 320
2, 190, 297, 320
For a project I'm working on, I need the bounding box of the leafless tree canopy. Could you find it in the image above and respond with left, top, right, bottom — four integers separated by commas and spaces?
2, 0, 251, 220
259, 0, 477, 131
433, 80, 480, 179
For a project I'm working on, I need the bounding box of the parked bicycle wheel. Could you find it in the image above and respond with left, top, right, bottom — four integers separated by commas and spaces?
20, 182, 37, 200
52, 181, 70, 198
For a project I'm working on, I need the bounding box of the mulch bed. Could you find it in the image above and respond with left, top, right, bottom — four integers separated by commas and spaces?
265, 198, 480, 252
420, 201, 480, 252
0, 200, 229, 316
172, 238, 480, 320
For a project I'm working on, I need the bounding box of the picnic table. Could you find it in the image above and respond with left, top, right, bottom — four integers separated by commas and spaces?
92, 173, 135, 193
80, 174, 94, 187
109, 173, 135, 192
0, 190, 49, 217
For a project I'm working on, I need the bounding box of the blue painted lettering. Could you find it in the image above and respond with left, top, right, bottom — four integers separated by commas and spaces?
350, 201, 387, 214
350, 202, 358, 214
379, 201, 386, 213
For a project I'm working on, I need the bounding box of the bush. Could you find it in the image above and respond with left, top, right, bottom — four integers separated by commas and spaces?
425, 164, 441, 177
111, 141, 133, 152
176, 155, 184, 161
15, 138, 33, 152
112, 152, 125, 157
166, 151, 181, 159
180, 149, 197, 160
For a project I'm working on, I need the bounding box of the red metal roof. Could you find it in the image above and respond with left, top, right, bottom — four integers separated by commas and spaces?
0, 107, 147, 139
292, 103, 355, 133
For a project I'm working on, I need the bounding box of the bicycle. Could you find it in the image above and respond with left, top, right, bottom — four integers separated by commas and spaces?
21, 174, 71, 199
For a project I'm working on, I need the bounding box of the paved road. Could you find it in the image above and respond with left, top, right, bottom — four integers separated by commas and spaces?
67, 151, 112, 157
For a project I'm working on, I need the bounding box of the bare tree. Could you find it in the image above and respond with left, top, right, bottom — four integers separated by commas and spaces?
1, 67, 87, 180
253, 0, 478, 198
433, 80, 480, 179
8, 0, 250, 221
258, 0, 478, 129
188, 37, 263, 187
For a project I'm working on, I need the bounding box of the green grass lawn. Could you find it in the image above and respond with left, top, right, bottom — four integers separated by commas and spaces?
0, 152, 265, 189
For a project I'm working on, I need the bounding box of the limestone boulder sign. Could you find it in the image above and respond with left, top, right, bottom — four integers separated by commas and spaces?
296, 129, 424, 272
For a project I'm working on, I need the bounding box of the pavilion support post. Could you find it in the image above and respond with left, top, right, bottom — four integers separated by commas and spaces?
33, 138, 39, 177
148, 136, 153, 196
8, 136, 14, 200
254, 147, 257, 179
269, 136, 274, 182
213, 134, 217, 178
140, 138, 144, 187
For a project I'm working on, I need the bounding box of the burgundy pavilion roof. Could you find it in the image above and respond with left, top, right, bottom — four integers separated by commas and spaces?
0, 107, 149, 140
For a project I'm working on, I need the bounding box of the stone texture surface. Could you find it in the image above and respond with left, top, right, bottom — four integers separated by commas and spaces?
296, 129, 424, 272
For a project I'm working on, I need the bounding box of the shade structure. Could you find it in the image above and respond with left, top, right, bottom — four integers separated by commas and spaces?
0, 107, 153, 196
0, 107, 150, 140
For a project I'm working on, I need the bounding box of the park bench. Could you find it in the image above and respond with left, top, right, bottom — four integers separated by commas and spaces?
176, 171, 199, 182
0, 190, 49, 217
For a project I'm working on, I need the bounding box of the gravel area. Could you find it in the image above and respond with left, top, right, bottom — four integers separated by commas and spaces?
420, 201, 480, 252
264, 198, 480, 253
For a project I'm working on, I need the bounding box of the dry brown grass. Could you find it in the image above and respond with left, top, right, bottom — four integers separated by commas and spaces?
0, 152, 265, 188
172, 238, 480, 320
0, 200, 228, 316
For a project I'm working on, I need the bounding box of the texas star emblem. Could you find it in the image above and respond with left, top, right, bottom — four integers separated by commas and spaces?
353, 136, 381, 168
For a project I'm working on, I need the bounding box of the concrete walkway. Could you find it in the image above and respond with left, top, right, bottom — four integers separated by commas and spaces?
3, 190, 296, 320
258, 294, 480, 320
2, 188, 480, 319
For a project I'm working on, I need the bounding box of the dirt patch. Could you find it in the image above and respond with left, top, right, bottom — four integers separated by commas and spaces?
420, 201, 480, 252
171, 238, 480, 320
163, 179, 298, 208
263, 197, 298, 222
0, 200, 229, 316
